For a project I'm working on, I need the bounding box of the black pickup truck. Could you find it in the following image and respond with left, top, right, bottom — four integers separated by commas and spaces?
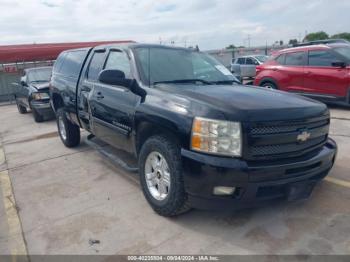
16, 66, 54, 122
50, 43, 337, 216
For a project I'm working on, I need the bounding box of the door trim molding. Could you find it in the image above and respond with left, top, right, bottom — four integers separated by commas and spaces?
92, 116, 130, 136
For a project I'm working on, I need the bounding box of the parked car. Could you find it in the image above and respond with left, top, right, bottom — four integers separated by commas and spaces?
231, 55, 268, 78
15, 66, 54, 122
254, 43, 350, 105
50, 44, 336, 216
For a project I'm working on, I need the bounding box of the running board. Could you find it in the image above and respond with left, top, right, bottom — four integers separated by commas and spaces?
86, 134, 139, 173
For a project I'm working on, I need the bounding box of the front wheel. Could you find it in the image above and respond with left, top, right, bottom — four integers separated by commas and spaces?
56, 108, 80, 148
16, 99, 27, 114
138, 135, 191, 217
261, 81, 278, 90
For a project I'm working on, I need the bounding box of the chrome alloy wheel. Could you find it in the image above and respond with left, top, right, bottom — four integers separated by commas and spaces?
58, 116, 67, 141
144, 151, 171, 201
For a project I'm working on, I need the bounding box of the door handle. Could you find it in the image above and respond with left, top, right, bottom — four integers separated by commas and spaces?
272, 68, 278, 71
81, 86, 91, 92
305, 71, 312, 75
96, 92, 104, 100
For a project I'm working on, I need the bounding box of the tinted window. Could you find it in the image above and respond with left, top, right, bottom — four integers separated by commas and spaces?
53, 53, 66, 73
246, 58, 257, 65
87, 51, 106, 81
104, 51, 131, 78
275, 54, 285, 65
237, 58, 245, 64
334, 47, 350, 60
60, 51, 86, 76
285, 52, 305, 66
308, 50, 338, 67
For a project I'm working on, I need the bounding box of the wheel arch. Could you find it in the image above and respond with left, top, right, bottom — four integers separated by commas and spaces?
259, 77, 278, 87
135, 119, 184, 156
51, 93, 65, 112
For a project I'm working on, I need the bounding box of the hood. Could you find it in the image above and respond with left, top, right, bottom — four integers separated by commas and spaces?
154, 84, 328, 122
31, 82, 50, 91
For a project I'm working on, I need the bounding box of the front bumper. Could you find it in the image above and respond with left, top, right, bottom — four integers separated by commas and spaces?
31, 100, 55, 117
181, 138, 337, 210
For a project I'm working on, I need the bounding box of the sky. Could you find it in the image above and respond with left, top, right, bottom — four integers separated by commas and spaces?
0, 0, 349, 50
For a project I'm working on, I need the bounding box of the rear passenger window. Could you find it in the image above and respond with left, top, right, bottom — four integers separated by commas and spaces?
53, 53, 66, 73
87, 51, 106, 81
237, 58, 245, 64
59, 51, 86, 76
285, 52, 305, 66
104, 51, 131, 78
308, 50, 337, 67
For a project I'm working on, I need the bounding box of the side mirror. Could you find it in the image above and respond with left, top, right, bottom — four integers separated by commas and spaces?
20, 77, 27, 86
332, 61, 346, 68
98, 69, 132, 87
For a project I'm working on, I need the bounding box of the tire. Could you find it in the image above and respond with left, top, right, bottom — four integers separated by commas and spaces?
261, 81, 278, 90
32, 108, 44, 123
138, 135, 191, 217
56, 108, 80, 148
16, 100, 27, 114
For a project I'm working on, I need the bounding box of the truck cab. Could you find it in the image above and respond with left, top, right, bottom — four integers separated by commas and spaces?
50, 44, 337, 216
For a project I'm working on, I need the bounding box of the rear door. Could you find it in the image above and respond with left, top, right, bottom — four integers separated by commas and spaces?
77, 49, 106, 130
277, 51, 306, 92
90, 48, 137, 153
304, 49, 349, 97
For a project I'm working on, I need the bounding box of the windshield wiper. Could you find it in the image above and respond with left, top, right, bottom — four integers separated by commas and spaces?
153, 79, 213, 85
211, 80, 241, 85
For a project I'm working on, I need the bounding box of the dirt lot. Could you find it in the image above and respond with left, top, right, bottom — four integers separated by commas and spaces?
0, 104, 350, 255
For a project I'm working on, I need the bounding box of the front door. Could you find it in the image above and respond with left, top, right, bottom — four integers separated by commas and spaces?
304, 50, 349, 98
91, 49, 137, 153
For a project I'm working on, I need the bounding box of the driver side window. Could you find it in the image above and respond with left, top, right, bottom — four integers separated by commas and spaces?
104, 51, 131, 78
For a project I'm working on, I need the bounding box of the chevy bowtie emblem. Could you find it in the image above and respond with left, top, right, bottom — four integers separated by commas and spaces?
297, 130, 311, 142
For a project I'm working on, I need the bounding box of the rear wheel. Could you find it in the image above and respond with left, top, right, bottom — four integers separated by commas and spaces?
56, 108, 80, 147
16, 100, 27, 114
32, 108, 44, 123
139, 135, 191, 217
261, 81, 277, 90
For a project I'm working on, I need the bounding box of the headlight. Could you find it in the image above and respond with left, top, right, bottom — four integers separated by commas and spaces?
191, 117, 242, 157
32, 92, 50, 100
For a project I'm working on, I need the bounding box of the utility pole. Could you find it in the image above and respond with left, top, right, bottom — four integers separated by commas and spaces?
244, 35, 251, 48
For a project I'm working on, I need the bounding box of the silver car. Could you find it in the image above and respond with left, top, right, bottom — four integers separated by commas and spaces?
231, 55, 268, 78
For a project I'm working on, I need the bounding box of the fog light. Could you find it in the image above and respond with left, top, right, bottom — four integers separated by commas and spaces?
213, 186, 236, 196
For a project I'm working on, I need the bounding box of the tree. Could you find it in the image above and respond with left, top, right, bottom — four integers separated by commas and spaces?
331, 33, 350, 41
226, 44, 236, 50
303, 31, 329, 42
288, 39, 298, 45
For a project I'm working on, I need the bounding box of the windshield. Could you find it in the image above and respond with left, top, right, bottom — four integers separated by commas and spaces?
27, 68, 52, 83
255, 55, 268, 63
334, 46, 350, 61
134, 47, 238, 86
